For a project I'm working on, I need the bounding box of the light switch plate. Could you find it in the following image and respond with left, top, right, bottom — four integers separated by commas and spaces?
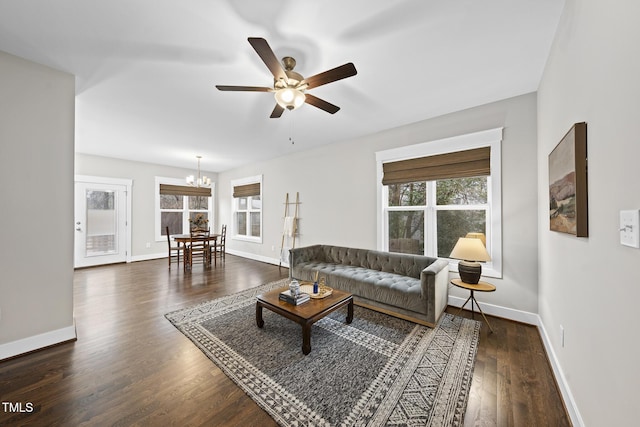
620, 210, 640, 248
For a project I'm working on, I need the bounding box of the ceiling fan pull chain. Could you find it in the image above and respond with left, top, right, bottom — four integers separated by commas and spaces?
289, 114, 295, 145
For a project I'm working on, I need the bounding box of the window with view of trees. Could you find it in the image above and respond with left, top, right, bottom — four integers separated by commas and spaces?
235, 194, 261, 237
232, 176, 262, 242
387, 177, 488, 257
377, 128, 502, 278
160, 194, 210, 235
155, 177, 213, 240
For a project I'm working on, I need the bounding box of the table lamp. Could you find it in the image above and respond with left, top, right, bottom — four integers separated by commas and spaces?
465, 232, 486, 247
449, 237, 491, 284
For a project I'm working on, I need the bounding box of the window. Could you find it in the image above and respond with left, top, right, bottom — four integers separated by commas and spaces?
387, 177, 488, 257
376, 128, 502, 278
155, 177, 214, 240
86, 189, 117, 255
232, 176, 262, 242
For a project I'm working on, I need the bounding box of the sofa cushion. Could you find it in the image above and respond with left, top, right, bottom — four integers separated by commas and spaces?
318, 246, 432, 278
292, 261, 426, 314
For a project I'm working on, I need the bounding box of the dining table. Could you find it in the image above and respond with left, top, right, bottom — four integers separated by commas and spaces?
173, 233, 221, 269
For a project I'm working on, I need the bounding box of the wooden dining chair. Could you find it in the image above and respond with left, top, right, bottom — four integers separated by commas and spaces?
208, 224, 226, 267
166, 226, 184, 270
185, 228, 210, 271
218, 224, 227, 260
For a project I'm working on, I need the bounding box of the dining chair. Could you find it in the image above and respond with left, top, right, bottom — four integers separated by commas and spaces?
185, 228, 210, 271
166, 226, 184, 270
210, 224, 227, 265
218, 224, 227, 261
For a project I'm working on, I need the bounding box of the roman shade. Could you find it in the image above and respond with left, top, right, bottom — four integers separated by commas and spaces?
381, 147, 490, 185
233, 183, 261, 198
160, 184, 211, 197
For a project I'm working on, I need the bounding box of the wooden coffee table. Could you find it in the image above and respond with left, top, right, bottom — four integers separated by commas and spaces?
256, 287, 354, 355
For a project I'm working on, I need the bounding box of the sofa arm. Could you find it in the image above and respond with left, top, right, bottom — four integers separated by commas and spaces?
420, 259, 450, 322
421, 257, 448, 278
289, 245, 322, 278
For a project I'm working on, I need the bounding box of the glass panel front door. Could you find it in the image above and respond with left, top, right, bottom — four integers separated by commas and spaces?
85, 190, 117, 256
75, 181, 128, 267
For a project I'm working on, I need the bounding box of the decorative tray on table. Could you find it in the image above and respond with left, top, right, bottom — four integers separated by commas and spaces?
300, 282, 333, 299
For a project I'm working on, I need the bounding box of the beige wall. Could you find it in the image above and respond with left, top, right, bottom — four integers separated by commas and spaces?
538, 0, 639, 424
75, 153, 218, 259
219, 92, 539, 314
0, 51, 75, 353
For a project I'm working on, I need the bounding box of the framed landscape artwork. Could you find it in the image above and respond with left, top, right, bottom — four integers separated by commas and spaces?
548, 122, 588, 237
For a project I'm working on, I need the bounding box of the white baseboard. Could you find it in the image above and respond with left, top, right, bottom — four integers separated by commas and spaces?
130, 252, 166, 262
447, 295, 539, 325
448, 294, 583, 426
226, 248, 289, 268
0, 321, 77, 361
130, 250, 291, 268
536, 319, 584, 426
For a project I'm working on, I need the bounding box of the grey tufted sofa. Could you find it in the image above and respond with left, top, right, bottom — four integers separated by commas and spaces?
289, 244, 449, 327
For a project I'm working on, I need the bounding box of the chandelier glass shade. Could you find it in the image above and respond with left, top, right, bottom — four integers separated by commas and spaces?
274, 87, 306, 110
186, 156, 211, 187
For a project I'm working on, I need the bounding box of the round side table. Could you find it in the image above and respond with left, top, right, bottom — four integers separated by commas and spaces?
451, 278, 495, 333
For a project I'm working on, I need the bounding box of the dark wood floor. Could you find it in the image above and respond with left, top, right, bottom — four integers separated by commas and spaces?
0, 256, 569, 426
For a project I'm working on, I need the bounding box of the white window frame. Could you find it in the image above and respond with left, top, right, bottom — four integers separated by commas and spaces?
154, 176, 214, 241
231, 175, 263, 243
376, 128, 503, 278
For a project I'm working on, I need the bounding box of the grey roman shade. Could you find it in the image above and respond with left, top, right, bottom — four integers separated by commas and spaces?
382, 147, 491, 185
233, 183, 261, 198
159, 184, 211, 197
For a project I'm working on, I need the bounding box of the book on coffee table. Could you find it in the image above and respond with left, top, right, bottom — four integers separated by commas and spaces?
279, 290, 310, 305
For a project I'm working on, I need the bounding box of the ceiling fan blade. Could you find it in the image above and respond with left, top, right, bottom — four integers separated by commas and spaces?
304, 94, 340, 114
270, 104, 285, 118
216, 85, 272, 92
305, 63, 357, 89
248, 37, 287, 82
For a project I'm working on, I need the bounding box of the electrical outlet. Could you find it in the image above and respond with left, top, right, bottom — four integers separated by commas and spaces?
146, 242, 151, 248
560, 325, 565, 347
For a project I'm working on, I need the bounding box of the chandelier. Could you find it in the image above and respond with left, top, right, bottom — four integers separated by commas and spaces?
186, 156, 211, 187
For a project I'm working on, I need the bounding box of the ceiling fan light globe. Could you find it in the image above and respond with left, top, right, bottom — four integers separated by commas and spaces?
275, 88, 305, 110
281, 88, 295, 103
293, 91, 306, 108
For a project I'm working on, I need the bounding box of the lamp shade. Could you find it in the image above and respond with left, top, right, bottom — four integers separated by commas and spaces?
449, 237, 491, 262
450, 237, 491, 284
465, 232, 486, 247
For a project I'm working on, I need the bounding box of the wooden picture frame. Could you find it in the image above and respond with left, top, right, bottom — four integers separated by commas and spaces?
549, 122, 588, 237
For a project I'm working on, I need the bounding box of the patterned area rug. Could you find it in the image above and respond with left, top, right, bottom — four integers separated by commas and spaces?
165, 279, 480, 426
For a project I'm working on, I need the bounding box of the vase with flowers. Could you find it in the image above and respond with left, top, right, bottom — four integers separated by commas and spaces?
189, 213, 209, 231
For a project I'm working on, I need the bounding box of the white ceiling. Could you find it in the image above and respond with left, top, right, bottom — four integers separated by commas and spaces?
0, 0, 564, 172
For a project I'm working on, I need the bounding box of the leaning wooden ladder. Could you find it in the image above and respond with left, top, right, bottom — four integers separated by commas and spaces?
279, 192, 300, 270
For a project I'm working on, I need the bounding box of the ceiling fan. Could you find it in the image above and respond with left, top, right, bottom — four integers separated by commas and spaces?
216, 37, 357, 118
